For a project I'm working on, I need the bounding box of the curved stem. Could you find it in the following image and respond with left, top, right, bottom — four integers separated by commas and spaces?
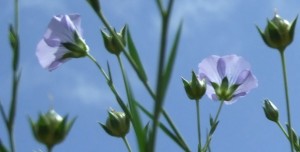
7, 0, 19, 151
202, 101, 224, 152
279, 51, 294, 152
86, 53, 130, 116
86, 54, 109, 80
276, 121, 289, 140
122, 136, 132, 152
214, 101, 224, 122
196, 100, 202, 152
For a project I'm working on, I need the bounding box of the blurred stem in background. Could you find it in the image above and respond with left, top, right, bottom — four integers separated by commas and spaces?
0, 0, 20, 151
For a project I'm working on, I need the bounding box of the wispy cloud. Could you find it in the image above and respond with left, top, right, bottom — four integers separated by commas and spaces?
67, 76, 114, 105
22, 62, 116, 107
171, 0, 239, 32
144, 0, 239, 38
176, 0, 238, 18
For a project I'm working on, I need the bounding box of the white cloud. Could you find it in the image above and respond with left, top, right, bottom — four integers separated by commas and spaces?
144, 0, 239, 38
171, 0, 239, 32
68, 76, 114, 105
21, 61, 116, 106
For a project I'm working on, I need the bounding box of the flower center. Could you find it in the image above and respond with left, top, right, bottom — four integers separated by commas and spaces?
211, 77, 240, 101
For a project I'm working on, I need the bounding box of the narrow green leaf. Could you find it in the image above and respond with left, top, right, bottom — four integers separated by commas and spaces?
0, 100, 8, 126
136, 101, 190, 151
9, 24, 19, 71
0, 139, 8, 152
209, 121, 219, 135
127, 91, 146, 151
143, 122, 150, 136
161, 22, 183, 98
86, 0, 101, 14
286, 124, 299, 147
106, 61, 113, 85
117, 57, 146, 151
115, 95, 130, 117
209, 114, 214, 127
126, 28, 148, 82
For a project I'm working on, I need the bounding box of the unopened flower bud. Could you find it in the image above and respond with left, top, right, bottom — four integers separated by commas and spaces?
263, 99, 279, 122
257, 13, 297, 51
101, 25, 126, 55
182, 71, 206, 100
100, 109, 130, 137
29, 109, 76, 150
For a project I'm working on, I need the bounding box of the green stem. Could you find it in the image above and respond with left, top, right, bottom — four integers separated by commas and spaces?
86, 54, 109, 80
276, 121, 289, 140
279, 51, 294, 152
122, 136, 132, 152
213, 101, 224, 122
86, 54, 130, 116
196, 100, 202, 152
149, 1, 174, 151
139, 69, 189, 151
202, 101, 224, 152
161, 110, 190, 151
14, 0, 18, 31
7, 0, 19, 151
47, 145, 53, 152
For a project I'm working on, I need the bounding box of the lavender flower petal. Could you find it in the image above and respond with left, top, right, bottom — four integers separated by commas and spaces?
36, 40, 70, 71
198, 55, 222, 84
36, 14, 88, 71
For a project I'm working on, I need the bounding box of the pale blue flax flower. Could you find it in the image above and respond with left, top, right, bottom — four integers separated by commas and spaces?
198, 55, 258, 104
36, 14, 89, 71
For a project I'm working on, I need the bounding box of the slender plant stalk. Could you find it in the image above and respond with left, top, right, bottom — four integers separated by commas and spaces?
122, 136, 132, 152
14, 0, 19, 31
6, 0, 20, 151
213, 101, 224, 124
139, 65, 189, 150
276, 121, 289, 140
86, 53, 130, 116
117, 54, 147, 151
202, 101, 224, 152
47, 146, 53, 152
86, 54, 109, 79
279, 50, 294, 152
196, 100, 202, 152
149, 1, 174, 151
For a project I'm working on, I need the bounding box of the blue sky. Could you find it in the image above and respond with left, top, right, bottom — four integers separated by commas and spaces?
1, 0, 300, 151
